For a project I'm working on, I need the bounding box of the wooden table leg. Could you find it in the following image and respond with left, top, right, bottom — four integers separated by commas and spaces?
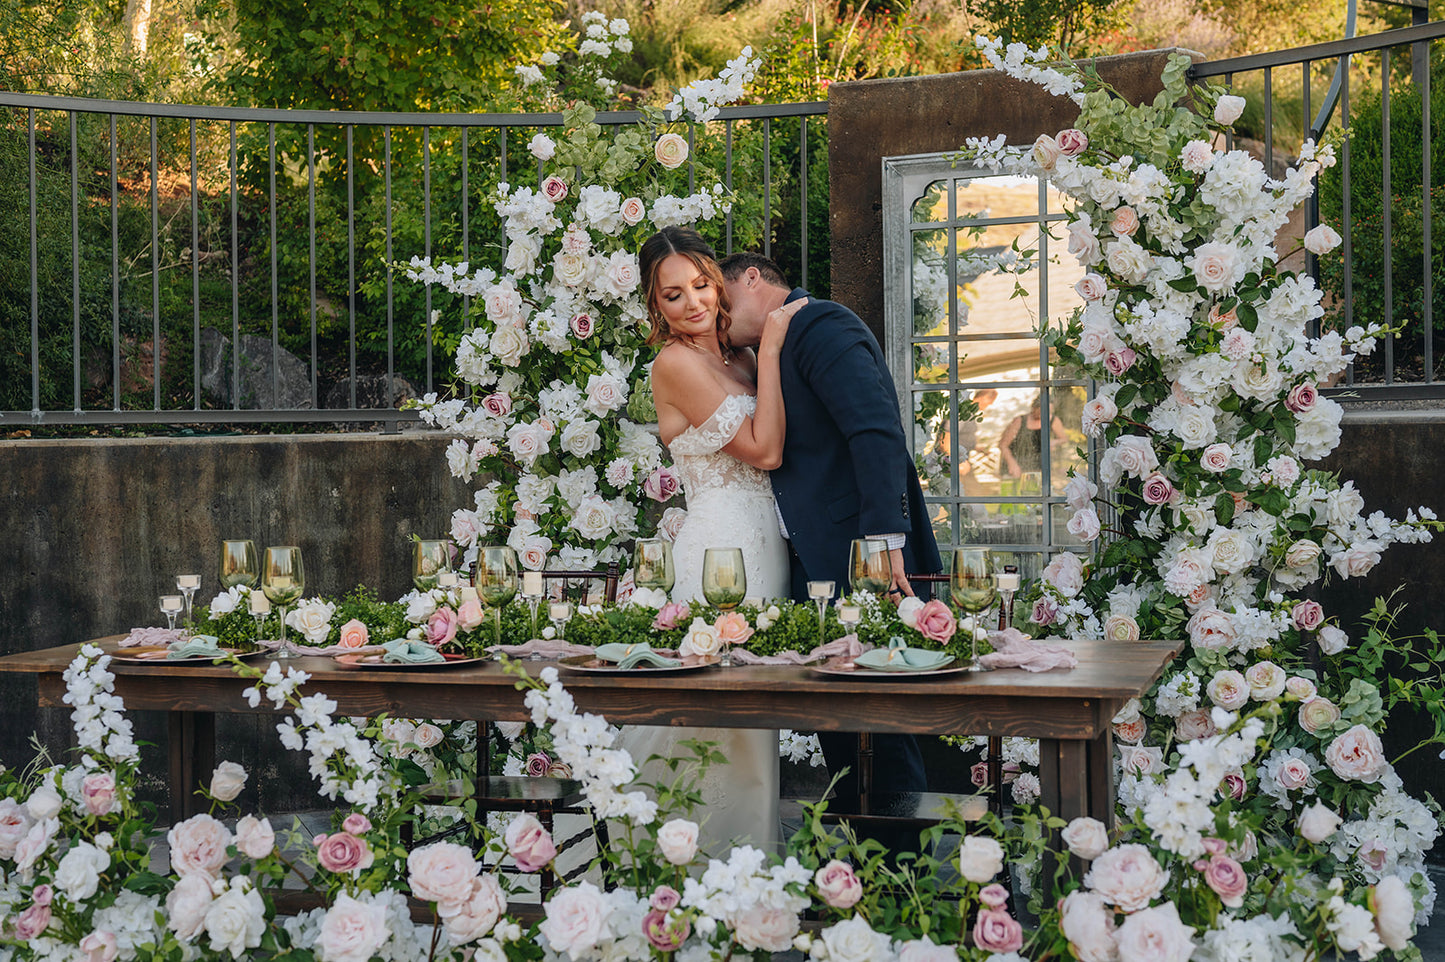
167, 710, 215, 823
1037, 737, 1098, 884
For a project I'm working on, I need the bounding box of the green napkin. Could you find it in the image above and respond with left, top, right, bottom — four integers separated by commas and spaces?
595, 642, 681, 669
167, 635, 224, 660
380, 639, 446, 664
854, 637, 954, 672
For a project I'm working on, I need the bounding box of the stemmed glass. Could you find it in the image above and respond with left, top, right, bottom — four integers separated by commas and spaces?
176, 574, 201, 628
159, 595, 183, 631
521, 571, 545, 640
950, 548, 997, 671
475, 546, 520, 646
633, 539, 676, 596
249, 591, 271, 644
807, 580, 835, 647
262, 546, 305, 659
848, 538, 892, 595
549, 600, 573, 642
702, 548, 747, 665
219, 540, 259, 590
413, 539, 451, 592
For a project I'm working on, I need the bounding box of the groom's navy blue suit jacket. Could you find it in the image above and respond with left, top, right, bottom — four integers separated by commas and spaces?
769, 289, 942, 600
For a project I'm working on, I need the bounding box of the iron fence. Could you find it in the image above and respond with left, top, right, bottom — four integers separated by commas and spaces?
1, 95, 826, 428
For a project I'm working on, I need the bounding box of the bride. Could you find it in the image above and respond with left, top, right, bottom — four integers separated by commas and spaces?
618, 226, 806, 855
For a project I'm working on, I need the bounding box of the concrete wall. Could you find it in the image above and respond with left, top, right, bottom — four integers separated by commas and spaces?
0, 433, 468, 811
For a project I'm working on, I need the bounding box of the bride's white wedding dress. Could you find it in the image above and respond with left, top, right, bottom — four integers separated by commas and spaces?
619, 392, 788, 855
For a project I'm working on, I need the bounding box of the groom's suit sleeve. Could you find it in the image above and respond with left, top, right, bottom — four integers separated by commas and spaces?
790, 304, 913, 538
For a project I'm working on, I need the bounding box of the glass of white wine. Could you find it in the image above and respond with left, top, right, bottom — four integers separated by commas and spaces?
476, 545, 520, 646
262, 546, 305, 659
950, 548, 996, 670
219, 540, 259, 590
412, 539, 451, 591
633, 538, 676, 595
848, 538, 892, 595
702, 547, 746, 665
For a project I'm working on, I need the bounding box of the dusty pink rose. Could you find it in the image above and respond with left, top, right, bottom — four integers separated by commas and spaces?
525, 752, 552, 777
1031, 596, 1059, 626
970, 760, 991, 787
456, 598, 485, 632
914, 599, 956, 643
426, 607, 460, 647
656, 818, 699, 865
1141, 472, 1175, 505
1201, 854, 1248, 907
167, 814, 232, 878
81, 772, 117, 816
649, 885, 681, 912
1299, 696, 1341, 734
315, 830, 374, 874
342, 813, 372, 835
79, 931, 118, 962
407, 842, 479, 907
652, 602, 692, 631
643, 467, 680, 502
540, 175, 569, 204
1104, 346, 1137, 376
570, 313, 594, 339
481, 392, 512, 417
643, 909, 691, 952
336, 619, 370, 650
1285, 382, 1318, 412
1292, 600, 1324, 631
1325, 725, 1388, 782
14, 903, 52, 940
1221, 771, 1247, 800
814, 860, 863, 909
1057, 127, 1088, 155
1110, 205, 1139, 236
439, 874, 507, 944
973, 909, 1023, 954
1175, 710, 1217, 742
504, 813, 557, 872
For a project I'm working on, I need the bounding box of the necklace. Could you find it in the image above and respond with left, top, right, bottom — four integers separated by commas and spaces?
679, 338, 732, 366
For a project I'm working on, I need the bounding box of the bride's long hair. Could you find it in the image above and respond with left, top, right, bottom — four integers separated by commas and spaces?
639, 227, 735, 351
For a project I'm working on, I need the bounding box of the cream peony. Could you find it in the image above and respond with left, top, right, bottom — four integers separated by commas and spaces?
1085, 843, 1169, 913
1324, 725, 1388, 782
167, 814, 232, 878
539, 881, 611, 957
1114, 901, 1195, 962
315, 892, 389, 962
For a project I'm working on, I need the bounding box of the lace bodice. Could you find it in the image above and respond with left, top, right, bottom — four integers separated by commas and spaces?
667, 393, 773, 500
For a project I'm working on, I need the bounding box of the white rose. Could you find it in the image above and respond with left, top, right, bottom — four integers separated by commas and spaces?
1075, 272, 1108, 300
54, 840, 110, 901
680, 617, 722, 658
168, 813, 233, 878
528, 133, 556, 161
489, 325, 529, 367
655, 818, 699, 864
1042, 552, 1085, 598
560, 419, 602, 458
286, 599, 335, 646
1180, 139, 1214, 173
1062, 817, 1109, 860
1105, 237, 1152, 284
166, 873, 214, 940
599, 250, 641, 297
734, 906, 801, 953
1068, 507, 1102, 541
1297, 801, 1343, 843
1059, 891, 1117, 962
414, 723, 444, 749
819, 917, 892, 962
584, 372, 628, 416
1372, 875, 1414, 951
569, 495, 614, 540
26, 785, 62, 820
1187, 241, 1239, 292
1067, 219, 1101, 266
506, 422, 549, 467
1081, 395, 1117, 436
1200, 443, 1232, 473
209, 761, 247, 802
0, 798, 33, 858
553, 251, 592, 288
539, 881, 611, 956
1031, 133, 1062, 172
897, 596, 925, 629
957, 834, 1004, 883
1084, 843, 1169, 913
316, 892, 389, 962
1244, 661, 1286, 700
1284, 539, 1321, 568
483, 285, 523, 325
441, 875, 508, 945
1173, 405, 1215, 449
1214, 94, 1246, 125
1318, 624, 1349, 655
1303, 223, 1343, 255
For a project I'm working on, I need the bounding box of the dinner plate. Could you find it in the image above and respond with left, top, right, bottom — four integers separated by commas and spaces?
809, 657, 974, 680
558, 653, 721, 674
333, 652, 488, 670
111, 645, 269, 664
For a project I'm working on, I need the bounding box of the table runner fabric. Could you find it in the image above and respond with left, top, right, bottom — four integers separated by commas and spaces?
978, 628, 1077, 671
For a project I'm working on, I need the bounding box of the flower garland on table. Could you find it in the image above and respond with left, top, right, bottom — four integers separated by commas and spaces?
404, 12, 763, 577
948, 38, 1444, 959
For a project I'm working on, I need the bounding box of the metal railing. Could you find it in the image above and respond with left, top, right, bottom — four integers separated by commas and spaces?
2, 94, 826, 428
1191, 20, 1445, 398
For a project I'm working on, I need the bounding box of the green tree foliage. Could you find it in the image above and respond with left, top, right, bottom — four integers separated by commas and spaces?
968, 0, 1127, 54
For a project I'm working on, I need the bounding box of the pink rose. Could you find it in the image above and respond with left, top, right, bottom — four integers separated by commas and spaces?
456, 598, 484, 631
540, 175, 569, 204
407, 842, 480, 908
970, 761, 991, 787
570, 313, 594, 339
1104, 346, 1137, 376
650, 885, 681, 912
652, 602, 692, 631
656, 818, 699, 865
1358, 838, 1389, 872
620, 197, 646, 225
1115, 903, 1196, 961
1075, 272, 1108, 301
167, 813, 232, 878
1325, 725, 1388, 782
526, 752, 552, 777
32, 884, 52, 907
1110, 205, 1139, 236
79, 931, 118, 962
1069, 507, 1102, 541
714, 611, 755, 647
643, 909, 690, 952
1221, 771, 1247, 800
235, 815, 275, 859
1299, 696, 1341, 734
14, 903, 52, 940
426, 607, 459, 647
81, 772, 116, 816
342, 813, 372, 835
1031, 596, 1059, 626
1082, 395, 1117, 436
1057, 128, 1089, 156
914, 599, 956, 643
164, 874, 211, 940
1276, 757, 1313, 791
481, 392, 512, 417
1292, 600, 1324, 631
814, 859, 862, 909
315, 830, 374, 874
337, 619, 370, 649
504, 813, 557, 872
643, 467, 680, 502
973, 909, 1023, 954
1141, 472, 1175, 505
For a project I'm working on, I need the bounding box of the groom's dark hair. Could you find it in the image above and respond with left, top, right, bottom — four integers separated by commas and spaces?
719, 251, 788, 288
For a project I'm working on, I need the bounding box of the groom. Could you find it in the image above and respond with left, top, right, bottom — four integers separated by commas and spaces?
720, 251, 942, 825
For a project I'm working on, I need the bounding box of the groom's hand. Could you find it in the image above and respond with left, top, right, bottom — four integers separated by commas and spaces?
886, 548, 915, 601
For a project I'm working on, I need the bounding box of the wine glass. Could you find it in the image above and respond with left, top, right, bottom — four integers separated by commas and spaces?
633, 538, 676, 595
702, 548, 747, 666
848, 538, 892, 595
176, 574, 200, 626
475, 546, 520, 646
807, 580, 835, 648
219, 540, 259, 590
950, 548, 997, 670
262, 546, 305, 659
413, 539, 451, 592
159, 595, 183, 631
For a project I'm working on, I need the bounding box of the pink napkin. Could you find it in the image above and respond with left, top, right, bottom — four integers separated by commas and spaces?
978, 628, 1077, 672
257, 638, 392, 657
121, 627, 186, 647
729, 634, 866, 665
487, 639, 599, 660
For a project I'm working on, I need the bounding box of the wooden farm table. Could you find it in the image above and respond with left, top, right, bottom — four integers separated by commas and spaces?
0, 637, 1182, 828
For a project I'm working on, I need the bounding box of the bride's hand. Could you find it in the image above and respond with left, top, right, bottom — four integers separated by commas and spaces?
759, 298, 807, 357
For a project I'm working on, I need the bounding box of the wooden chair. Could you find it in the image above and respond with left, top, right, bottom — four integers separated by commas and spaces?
411, 563, 621, 897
